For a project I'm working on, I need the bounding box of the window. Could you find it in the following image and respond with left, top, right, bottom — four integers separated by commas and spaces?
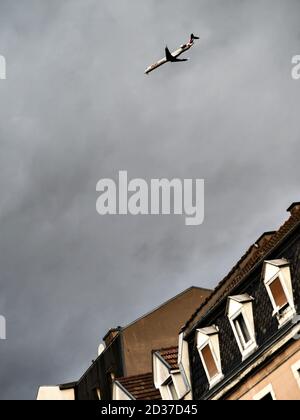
253, 384, 276, 400
196, 326, 223, 388
166, 379, 179, 400
201, 344, 219, 379
263, 260, 296, 327
234, 314, 251, 348
269, 277, 289, 311
292, 360, 300, 389
153, 348, 188, 400
259, 393, 274, 401
227, 295, 258, 360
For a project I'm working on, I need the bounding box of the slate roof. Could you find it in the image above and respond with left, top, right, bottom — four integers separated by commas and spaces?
116, 373, 161, 400
183, 203, 300, 336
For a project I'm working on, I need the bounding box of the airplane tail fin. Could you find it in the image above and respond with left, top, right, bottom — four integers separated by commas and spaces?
190, 33, 200, 42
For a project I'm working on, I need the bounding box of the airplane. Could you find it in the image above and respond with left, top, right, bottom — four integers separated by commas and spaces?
145, 33, 200, 75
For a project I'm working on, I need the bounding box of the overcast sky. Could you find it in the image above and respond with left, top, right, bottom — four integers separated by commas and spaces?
0, 0, 299, 400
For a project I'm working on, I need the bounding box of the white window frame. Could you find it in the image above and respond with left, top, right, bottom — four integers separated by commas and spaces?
253, 384, 276, 400
165, 377, 179, 400
230, 311, 257, 360
227, 296, 258, 361
197, 328, 223, 389
178, 333, 192, 396
291, 360, 300, 389
153, 350, 188, 401
264, 265, 296, 327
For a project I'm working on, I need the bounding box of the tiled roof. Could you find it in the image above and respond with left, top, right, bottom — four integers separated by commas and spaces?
156, 347, 179, 370
116, 373, 161, 400
183, 203, 300, 336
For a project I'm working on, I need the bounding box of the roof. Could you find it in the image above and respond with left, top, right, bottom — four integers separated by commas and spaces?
286, 202, 300, 213
228, 294, 254, 303
123, 286, 212, 330
78, 286, 212, 387
103, 327, 122, 342
59, 382, 77, 390
264, 259, 289, 267
102, 287, 212, 341
116, 373, 161, 400
156, 347, 179, 370
197, 326, 219, 336
183, 203, 300, 336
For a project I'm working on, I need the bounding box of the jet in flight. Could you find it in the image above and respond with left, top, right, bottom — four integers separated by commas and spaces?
145, 33, 200, 75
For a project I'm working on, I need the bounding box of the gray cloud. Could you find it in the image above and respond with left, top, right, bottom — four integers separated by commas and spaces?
0, 0, 299, 399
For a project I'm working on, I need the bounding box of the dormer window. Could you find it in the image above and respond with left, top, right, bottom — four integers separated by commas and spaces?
269, 277, 289, 313
166, 378, 179, 400
196, 327, 223, 388
153, 347, 189, 400
227, 295, 258, 360
263, 260, 296, 327
233, 314, 251, 348
201, 344, 219, 378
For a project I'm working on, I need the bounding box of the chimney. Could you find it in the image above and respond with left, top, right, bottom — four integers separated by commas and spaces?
287, 202, 300, 215
254, 231, 276, 249
103, 327, 122, 347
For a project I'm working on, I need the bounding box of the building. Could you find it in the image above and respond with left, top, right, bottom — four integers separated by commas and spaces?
180, 202, 300, 400
37, 286, 211, 400
38, 202, 300, 400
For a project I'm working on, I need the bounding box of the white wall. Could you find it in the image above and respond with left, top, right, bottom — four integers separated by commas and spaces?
37, 386, 75, 400
112, 383, 133, 400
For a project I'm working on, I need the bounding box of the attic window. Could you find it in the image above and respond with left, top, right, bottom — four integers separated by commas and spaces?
227, 295, 258, 360
196, 327, 223, 388
269, 277, 289, 312
233, 314, 252, 349
263, 260, 296, 327
201, 344, 219, 379
166, 378, 179, 400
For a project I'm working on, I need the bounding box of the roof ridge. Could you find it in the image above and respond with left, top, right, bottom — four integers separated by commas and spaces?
123, 286, 212, 330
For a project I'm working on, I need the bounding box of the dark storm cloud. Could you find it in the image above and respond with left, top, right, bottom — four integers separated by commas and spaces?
0, 0, 299, 399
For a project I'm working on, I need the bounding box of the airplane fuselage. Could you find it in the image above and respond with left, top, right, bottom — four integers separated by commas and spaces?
145, 41, 194, 75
